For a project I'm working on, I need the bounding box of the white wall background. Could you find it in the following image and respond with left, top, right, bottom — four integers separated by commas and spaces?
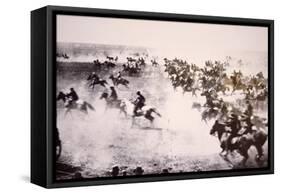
0, 0, 279, 193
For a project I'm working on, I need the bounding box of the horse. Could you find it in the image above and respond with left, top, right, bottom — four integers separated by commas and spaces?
103, 61, 116, 68
106, 56, 114, 61
122, 64, 141, 76
109, 75, 130, 88
122, 100, 161, 127
99, 92, 127, 116
200, 91, 222, 121
93, 59, 102, 69
57, 91, 95, 115
56, 53, 69, 59
89, 79, 108, 90
230, 75, 247, 94
151, 59, 158, 67
137, 58, 146, 67
135, 106, 161, 121
210, 120, 267, 167
127, 57, 137, 63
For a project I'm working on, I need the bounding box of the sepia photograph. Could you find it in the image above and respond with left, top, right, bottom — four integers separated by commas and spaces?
55, 14, 269, 181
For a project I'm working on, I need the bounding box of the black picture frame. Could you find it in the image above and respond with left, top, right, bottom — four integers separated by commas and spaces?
31, 5, 274, 188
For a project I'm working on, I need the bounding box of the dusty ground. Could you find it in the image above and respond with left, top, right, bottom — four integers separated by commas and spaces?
56, 62, 268, 180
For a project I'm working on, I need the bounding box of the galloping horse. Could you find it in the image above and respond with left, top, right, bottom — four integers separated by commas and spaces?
89, 79, 108, 90
109, 75, 129, 88
99, 92, 127, 116
57, 91, 95, 114
132, 106, 162, 127
200, 91, 221, 122
122, 64, 141, 76
210, 120, 267, 167
100, 93, 162, 127
123, 100, 162, 127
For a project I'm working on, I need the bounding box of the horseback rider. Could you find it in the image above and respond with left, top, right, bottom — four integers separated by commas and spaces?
88, 72, 102, 88
203, 90, 216, 109
87, 72, 98, 81
133, 91, 146, 114
66, 88, 79, 106
225, 113, 241, 149
109, 86, 118, 102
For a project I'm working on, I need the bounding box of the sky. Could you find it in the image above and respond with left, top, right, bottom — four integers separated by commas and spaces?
57, 15, 268, 54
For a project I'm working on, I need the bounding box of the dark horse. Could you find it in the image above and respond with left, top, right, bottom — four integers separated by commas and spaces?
122, 64, 141, 76
57, 91, 95, 114
210, 120, 267, 167
100, 92, 127, 116
109, 75, 129, 88
89, 79, 108, 90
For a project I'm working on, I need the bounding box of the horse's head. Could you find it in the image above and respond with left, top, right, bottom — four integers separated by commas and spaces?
57, 91, 66, 102
100, 92, 108, 100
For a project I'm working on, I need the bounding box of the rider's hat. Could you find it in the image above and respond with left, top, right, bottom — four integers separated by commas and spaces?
136, 91, 141, 95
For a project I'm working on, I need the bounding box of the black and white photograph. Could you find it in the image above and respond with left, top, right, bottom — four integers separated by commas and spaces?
55, 14, 269, 181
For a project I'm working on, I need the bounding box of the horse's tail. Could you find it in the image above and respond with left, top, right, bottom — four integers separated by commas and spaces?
85, 102, 95, 111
